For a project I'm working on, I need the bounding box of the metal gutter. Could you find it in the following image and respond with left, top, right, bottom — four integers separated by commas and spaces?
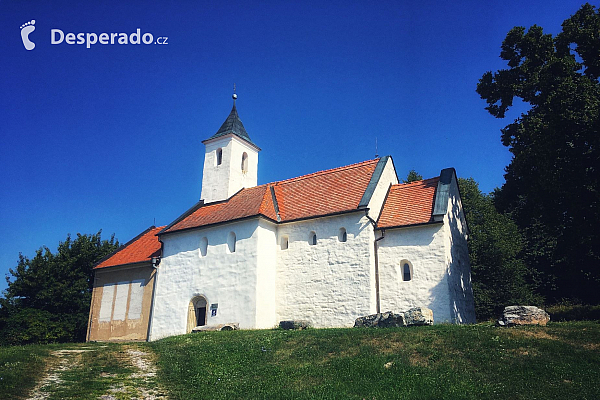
160, 208, 367, 236
375, 220, 444, 231
146, 238, 163, 342
93, 260, 155, 271
365, 209, 384, 314
374, 230, 385, 314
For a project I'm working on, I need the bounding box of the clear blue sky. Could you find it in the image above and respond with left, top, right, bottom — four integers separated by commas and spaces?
0, 0, 589, 292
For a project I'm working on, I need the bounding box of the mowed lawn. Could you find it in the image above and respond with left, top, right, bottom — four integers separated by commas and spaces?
150, 322, 600, 400
1, 322, 599, 399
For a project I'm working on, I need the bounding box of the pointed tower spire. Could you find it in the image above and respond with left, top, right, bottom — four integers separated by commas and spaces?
203, 88, 257, 147
200, 88, 260, 203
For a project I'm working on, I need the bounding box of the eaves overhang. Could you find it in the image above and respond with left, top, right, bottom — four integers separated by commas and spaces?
94, 260, 153, 271
201, 132, 261, 152
375, 220, 443, 231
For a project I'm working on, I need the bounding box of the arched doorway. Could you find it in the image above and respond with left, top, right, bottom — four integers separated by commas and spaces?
187, 296, 207, 333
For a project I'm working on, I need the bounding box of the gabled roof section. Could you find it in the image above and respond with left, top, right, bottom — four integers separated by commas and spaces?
161, 158, 380, 234
95, 226, 164, 269
162, 185, 278, 233
377, 177, 440, 229
203, 102, 258, 148
271, 159, 379, 222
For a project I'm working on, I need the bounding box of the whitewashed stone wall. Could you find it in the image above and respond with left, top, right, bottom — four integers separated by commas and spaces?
201, 135, 259, 204
255, 220, 278, 328
275, 212, 375, 327
442, 173, 476, 323
366, 159, 398, 221
377, 223, 452, 322
377, 172, 476, 324
147, 152, 475, 340
149, 218, 262, 340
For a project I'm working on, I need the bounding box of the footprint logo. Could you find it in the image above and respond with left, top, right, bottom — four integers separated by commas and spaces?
20, 20, 36, 50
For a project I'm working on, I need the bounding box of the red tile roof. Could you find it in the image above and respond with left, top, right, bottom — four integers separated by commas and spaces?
165, 184, 277, 232
377, 177, 440, 228
272, 159, 379, 222
95, 226, 164, 269
162, 159, 380, 234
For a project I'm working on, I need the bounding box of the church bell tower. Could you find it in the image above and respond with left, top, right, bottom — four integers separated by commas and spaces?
200, 93, 260, 204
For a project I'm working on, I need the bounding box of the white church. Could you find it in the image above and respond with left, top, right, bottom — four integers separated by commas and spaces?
86, 96, 476, 342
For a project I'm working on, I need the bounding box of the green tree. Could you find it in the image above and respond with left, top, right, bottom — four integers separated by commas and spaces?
0, 232, 119, 345
476, 3, 600, 304
459, 178, 541, 319
402, 169, 423, 183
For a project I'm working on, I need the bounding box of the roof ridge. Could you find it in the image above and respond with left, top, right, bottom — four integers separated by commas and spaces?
273, 158, 380, 186
201, 160, 380, 204
190, 160, 380, 223
393, 176, 439, 188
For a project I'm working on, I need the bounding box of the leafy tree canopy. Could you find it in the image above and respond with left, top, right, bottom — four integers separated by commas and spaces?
476, 3, 600, 304
459, 178, 541, 319
0, 232, 119, 345
402, 169, 423, 183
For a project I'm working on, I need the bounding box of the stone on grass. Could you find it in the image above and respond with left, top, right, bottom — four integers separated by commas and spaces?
191, 323, 239, 332
404, 307, 434, 326
354, 311, 406, 328
354, 307, 434, 328
279, 320, 311, 330
497, 306, 550, 326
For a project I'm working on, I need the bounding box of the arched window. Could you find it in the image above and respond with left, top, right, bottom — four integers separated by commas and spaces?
402, 262, 412, 281
227, 231, 236, 253
280, 236, 289, 250
309, 231, 317, 245
200, 237, 208, 257
241, 152, 248, 172
338, 227, 347, 242
216, 148, 223, 166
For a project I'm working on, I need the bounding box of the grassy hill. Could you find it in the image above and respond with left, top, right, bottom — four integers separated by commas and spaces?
2, 322, 599, 399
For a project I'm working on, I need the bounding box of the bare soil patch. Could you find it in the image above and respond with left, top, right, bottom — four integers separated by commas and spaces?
26, 344, 167, 400
28, 348, 94, 400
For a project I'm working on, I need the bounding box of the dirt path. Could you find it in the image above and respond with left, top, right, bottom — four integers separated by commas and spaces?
28, 348, 95, 400
27, 344, 167, 400
99, 346, 167, 400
